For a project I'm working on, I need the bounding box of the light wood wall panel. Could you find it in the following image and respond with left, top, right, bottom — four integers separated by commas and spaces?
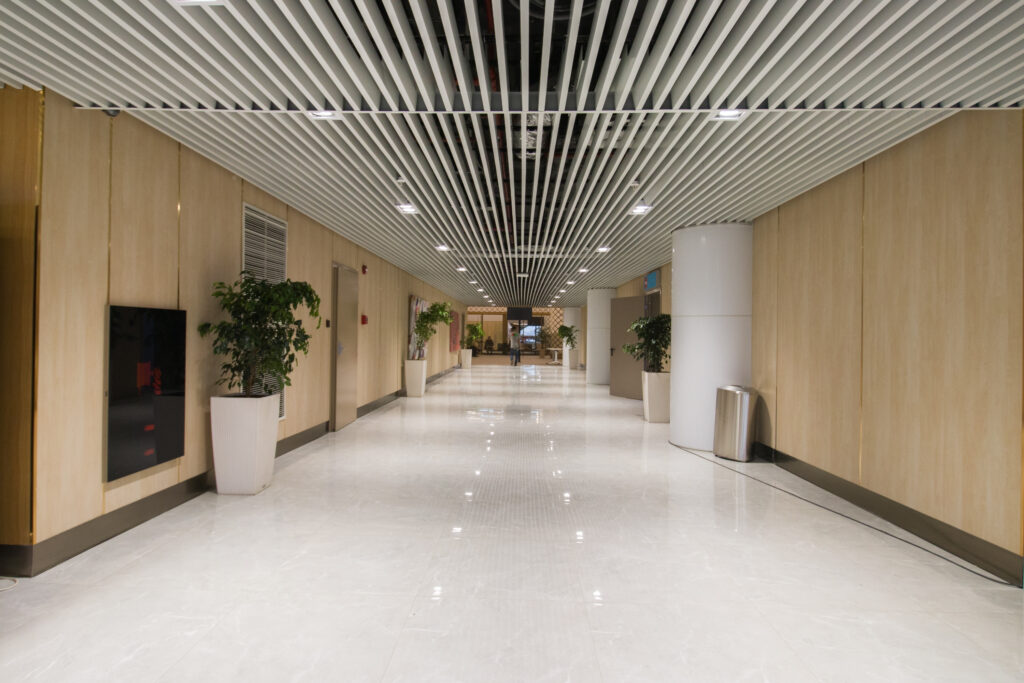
179, 148, 242, 480
777, 166, 863, 483
0, 86, 41, 543
614, 263, 673, 371
109, 114, 178, 309
35, 92, 110, 540
752, 209, 778, 448
862, 112, 1023, 552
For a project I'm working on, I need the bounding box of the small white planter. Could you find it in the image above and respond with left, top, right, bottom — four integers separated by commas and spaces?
210, 394, 279, 494
460, 348, 473, 369
563, 348, 580, 370
642, 371, 671, 423
405, 359, 428, 397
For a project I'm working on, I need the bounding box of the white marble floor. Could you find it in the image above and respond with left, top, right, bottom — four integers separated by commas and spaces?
2, 365, 1023, 682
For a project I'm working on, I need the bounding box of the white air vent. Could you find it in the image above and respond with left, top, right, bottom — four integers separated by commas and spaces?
242, 204, 287, 419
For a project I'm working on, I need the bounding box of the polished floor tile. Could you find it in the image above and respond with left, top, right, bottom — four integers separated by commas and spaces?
2, 365, 1022, 681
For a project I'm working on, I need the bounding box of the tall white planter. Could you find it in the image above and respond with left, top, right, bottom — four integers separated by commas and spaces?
564, 348, 580, 370
405, 359, 427, 397
642, 372, 670, 423
210, 394, 279, 495
460, 348, 473, 369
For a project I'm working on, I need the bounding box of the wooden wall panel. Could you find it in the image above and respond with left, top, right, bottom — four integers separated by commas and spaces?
280, 209, 332, 437
179, 148, 242, 480
243, 181, 287, 221
109, 114, 178, 308
777, 166, 862, 483
862, 112, 1023, 552
0, 87, 41, 544
752, 209, 778, 448
35, 93, 110, 540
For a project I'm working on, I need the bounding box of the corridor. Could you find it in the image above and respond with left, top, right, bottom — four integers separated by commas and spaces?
1, 366, 1021, 681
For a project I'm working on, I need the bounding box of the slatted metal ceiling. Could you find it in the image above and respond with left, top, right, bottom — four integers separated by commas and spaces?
2, 1, 1022, 307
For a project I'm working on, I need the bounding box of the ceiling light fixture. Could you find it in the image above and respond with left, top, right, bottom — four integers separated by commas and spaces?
477, 288, 484, 292
308, 110, 338, 119
456, 266, 467, 271
578, 268, 589, 273
516, 273, 529, 278
713, 109, 745, 121
395, 202, 417, 214
566, 280, 576, 285
630, 202, 653, 215
435, 245, 450, 251
596, 246, 611, 253
559, 289, 566, 293
469, 280, 477, 284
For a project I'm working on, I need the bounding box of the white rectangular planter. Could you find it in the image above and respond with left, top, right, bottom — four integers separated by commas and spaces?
563, 348, 580, 370
405, 359, 427, 397
642, 371, 671, 423
210, 394, 279, 494
460, 348, 473, 369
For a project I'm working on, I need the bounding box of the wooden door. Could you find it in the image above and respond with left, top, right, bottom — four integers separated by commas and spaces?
610, 295, 644, 399
330, 264, 359, 431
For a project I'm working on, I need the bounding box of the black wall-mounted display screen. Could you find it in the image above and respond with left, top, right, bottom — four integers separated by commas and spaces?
107, 306, 186, 482
507, 307, 532, 322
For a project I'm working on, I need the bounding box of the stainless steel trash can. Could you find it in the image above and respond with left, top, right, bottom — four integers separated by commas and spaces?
713, 386, 758, 462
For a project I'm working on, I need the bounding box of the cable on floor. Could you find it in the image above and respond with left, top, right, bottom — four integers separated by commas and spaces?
0, 578, 17, 592
680, 447, 1015, 588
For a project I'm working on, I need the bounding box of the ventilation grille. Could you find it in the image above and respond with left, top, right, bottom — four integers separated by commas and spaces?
242, 204, 288, 419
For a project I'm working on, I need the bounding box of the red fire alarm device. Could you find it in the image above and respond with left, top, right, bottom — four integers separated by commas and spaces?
361, 314, 368, 325
361, 264, 367, 274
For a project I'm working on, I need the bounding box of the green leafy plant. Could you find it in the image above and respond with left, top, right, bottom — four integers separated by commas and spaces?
622, 314, 671, 373
412, 301, 453, 357
557, 324, 579, 350
463, 322, 484, 349
198, 272, 321, 397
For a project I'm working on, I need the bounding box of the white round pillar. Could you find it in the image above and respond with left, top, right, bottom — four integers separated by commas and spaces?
586, 289, 615, 385
670, 224, 752, 451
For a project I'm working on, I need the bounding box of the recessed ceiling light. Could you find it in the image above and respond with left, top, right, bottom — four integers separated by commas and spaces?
477, 288, 484, 292
435, 245, 450, 251
555, 296, 561, 299
713, 109, 745, 121
456, 266, 467, 271
578, 268, 589, 273
596, 246, 611, 253
395, 203, 417, 214
566, 280, 576, 285
630, 203, 653, 215
516, 273, 529, 278
469, 280, 477, 284
308, 110, 338, 119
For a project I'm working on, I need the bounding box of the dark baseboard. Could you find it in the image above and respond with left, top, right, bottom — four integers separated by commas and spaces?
0, 473, 207, 577
358, 392, 400, 417
761, 444, 1023, 587
275, 421, 328, 457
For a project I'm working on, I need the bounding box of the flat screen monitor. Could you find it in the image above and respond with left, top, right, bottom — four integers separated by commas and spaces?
107, 305, 186, 482
507, 306, 531, 322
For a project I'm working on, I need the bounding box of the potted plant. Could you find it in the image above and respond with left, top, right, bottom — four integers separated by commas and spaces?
198, 272, 320, 494
622, 314, 671, 423
558, 324, 580, 369
462, 322, 483, 369
406, 301, 453, 397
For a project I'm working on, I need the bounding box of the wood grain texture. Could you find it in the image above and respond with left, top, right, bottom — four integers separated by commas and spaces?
776, 166, 863, 483
752, 209, 778, 448
0, 86, 41, 544
34, 92, 110, 541
862, 111, 1023, 552
110, 114, 178, 309
179, 148, 242, 480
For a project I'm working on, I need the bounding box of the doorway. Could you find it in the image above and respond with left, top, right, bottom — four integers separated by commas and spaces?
330, 264, 359, 431
610, 295, 645, 399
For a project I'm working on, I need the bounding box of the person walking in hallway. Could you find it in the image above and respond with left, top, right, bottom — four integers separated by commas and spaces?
509, 324, 521, 366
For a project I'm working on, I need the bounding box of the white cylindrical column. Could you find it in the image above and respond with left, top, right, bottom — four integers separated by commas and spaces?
562, 307, 581, 368
670, 224, 752, 451
586, 289, 615, 384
